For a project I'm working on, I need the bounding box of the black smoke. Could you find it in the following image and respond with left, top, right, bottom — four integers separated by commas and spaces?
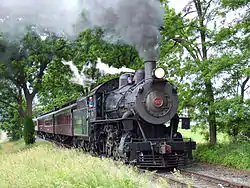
81, 0, 165, 59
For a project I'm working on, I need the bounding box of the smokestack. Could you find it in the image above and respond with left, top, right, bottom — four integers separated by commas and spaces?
144, 60, 156, 80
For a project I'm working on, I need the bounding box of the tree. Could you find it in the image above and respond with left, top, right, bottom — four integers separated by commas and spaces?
74, 28, 142, 69
35, 57, 85, 113
36, 28, 141, 112
160, 0, 249, 144
0, 31, 63, 144
0, 32, 59, 118
221, 0, 250, 9
215, 0, 250, 139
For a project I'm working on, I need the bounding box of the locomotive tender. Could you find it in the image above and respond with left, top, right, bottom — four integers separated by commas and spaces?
34, 60, 196, 168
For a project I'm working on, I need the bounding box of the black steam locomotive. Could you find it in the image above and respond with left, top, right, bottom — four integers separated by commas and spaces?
34, 60, 196, 168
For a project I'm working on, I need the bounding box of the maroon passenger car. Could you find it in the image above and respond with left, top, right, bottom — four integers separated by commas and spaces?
34, 103, 77, 140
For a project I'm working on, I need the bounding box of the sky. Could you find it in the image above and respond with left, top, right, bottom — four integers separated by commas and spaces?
168, 0, 190, 12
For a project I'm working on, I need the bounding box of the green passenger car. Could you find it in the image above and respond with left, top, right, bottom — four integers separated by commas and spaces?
73, 108, 88, 136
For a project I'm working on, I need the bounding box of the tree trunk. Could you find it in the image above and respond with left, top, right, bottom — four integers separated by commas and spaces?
194, 0, 217, 145
23, 83, 35, 117
240, 77, 249, 102
205, 81, 217, 145
26, 96, 33, 117
18, 87, 25, 119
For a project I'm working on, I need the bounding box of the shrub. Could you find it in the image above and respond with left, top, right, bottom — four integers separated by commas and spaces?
194, 141, 250, 170
1, 108, 23, 141
23, 116, 35, 145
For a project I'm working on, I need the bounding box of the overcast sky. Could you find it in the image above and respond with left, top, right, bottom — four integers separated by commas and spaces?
168, 0, 190, 12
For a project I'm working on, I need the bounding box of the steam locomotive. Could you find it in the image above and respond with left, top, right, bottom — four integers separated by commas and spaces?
34, 60, 196, 168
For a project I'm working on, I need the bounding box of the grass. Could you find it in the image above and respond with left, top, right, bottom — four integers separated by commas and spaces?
195, 141, 250, 170
0, 139, 51, 154
0, 140, 169, 188
179, 128, 229, 144
180, 127, 250, 170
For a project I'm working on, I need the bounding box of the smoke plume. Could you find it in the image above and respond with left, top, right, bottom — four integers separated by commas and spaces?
0, 0, 82, 40
0, 0, 165, 59
81, 0, 165, 60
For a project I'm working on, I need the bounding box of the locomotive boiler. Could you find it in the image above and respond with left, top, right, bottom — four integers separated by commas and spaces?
35, 60, 196, 168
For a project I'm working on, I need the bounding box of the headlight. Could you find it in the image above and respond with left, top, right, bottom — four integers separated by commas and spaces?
154, 67, 165, 79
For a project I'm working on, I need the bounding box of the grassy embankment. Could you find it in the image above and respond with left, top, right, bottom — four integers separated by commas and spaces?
180, 128, 250, 170
0, 140, 169, 188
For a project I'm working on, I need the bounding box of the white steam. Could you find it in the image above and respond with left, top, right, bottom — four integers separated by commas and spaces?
62, 60, 94, 87
96, 58, 135, 74
62, 58, 135, 86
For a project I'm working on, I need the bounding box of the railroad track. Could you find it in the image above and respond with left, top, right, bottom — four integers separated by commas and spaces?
154, 172, 199, 188
179, 169, 250, 188
155, 169, 250, 188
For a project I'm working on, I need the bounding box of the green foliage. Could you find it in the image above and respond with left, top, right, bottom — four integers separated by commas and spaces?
0, 31, 69, 118
36, 27, 141, 112
23, 116, 35, 145
74, 28, 142, 69
195, 141, 250, 170
160, 1, 249, 143
35, 58, 84, 113
216, 97, 250, 138
0, 141, 168, 188
222, 0, 250, 9
1, 108, 23, 141
0, 79, 20, 114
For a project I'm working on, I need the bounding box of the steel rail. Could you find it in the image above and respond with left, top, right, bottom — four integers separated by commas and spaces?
180, 169, 250, 188
154, 172, 199, 188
